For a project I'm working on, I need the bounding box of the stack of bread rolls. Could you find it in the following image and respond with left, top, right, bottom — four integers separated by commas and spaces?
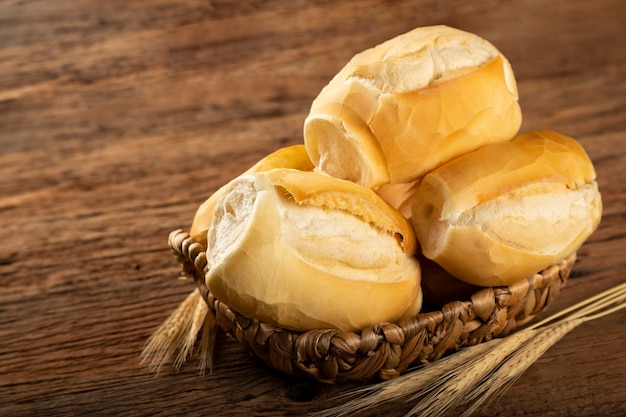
192, 25, 602, 332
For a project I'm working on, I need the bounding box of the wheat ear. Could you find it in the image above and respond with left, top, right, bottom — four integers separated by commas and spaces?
403, 329, 539, 417
198, 307, 218, 375
141, 288, 217, 374
173, 290, 210, 370
405, 282, 625, 417
312, 282, 626, 417
312, 340, 498, 417
459, 319, 582, 417
461, 282, 626, 416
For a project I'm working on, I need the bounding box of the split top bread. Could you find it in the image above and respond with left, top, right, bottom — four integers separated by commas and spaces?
177, 26, 602, 335
204, 168, 422, 332
411, 130, 602, 287
304, 25, 522, 188
190, 145, 313, 246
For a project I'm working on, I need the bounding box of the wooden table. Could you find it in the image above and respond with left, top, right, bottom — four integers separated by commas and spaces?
1, 1, 625, 416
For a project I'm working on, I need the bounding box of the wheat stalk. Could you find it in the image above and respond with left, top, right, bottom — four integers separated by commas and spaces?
198, 307, 219, 375
313, 282, 626, 417
141, 288, 218, 374
174, 290, 210, 370
313, 340, 498, 417
404, 331, 540, 417
459, 319, 581, 417
460, 283, 626, 416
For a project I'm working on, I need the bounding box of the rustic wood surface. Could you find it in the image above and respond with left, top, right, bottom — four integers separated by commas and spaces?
1, 1, 625, 416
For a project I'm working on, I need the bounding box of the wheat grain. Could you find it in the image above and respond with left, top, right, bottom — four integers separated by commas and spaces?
410, 283, 625, 417
198, 308, 218, 375
461, 319, 582, 416
311, 340, 496, 417
460, 284, 626, 416
174, 291, 209, 370
403, 330, 537, 417
312, 282, 626, 417
141, 288, 205, 373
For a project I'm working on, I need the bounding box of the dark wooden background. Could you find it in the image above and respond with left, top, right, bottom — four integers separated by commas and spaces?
1, 1, 625, 416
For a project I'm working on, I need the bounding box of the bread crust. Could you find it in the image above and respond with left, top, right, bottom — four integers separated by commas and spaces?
189, 145, 314, 245
304, 25, 522, 187
411, 130, 602, 286
205, 169, 422, 331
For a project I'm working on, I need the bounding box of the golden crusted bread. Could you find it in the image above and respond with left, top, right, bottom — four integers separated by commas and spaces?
411, 130, 602, 287
189, 145, 314, 246
204, 168, 422, 331
182, 27, 603, 334
304, 25, 522, 188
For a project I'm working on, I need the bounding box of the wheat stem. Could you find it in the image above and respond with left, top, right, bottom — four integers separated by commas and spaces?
311, 340, 497, 417
141, 288, 210, 373
461, 288, 626, 417
403, 330, 537, 417
198, 308, 218, 376
312, 282, 626, 417
460, 319, 582, 417
174, 291, 209, 370
528, 282, 626, 330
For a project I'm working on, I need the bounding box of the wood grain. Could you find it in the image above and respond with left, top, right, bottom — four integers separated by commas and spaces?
1, 1, 625, 416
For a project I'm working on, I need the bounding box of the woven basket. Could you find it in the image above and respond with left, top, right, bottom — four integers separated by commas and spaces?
169, 229, 574, 384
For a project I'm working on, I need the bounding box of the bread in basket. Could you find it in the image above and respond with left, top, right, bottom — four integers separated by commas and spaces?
141, 25, 601, 385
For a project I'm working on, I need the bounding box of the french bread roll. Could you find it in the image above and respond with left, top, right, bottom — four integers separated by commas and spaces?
375, 180, 421, 220
304, 25, 522, 188
204, 168, 422, 332
411, 130, 602, 287
189, 145, 314, 246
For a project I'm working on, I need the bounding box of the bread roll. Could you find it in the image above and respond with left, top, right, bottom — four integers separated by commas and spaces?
204, 168, 422, 331
304, 25, 522, 188
411, 130, 602, 287
189, 145, 314, 246
375, 180, 421, 220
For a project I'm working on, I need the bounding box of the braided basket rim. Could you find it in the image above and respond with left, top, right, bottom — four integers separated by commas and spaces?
169, 229, 574, 384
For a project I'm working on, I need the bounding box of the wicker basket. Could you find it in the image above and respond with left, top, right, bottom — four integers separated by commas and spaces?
169, 229, 574, 384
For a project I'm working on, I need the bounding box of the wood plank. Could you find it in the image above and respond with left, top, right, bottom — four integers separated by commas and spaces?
1, 1, 624, 416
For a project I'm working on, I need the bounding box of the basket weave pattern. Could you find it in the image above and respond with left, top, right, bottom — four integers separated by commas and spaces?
169, 229, 574, 384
